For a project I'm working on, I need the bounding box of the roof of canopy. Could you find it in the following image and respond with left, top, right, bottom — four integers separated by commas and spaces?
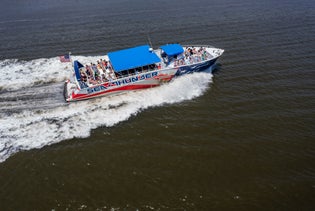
108, 45, 161, 72
160, 44, 184, 56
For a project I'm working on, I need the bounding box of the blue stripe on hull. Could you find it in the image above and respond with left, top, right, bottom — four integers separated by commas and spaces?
175, 58, 217, 76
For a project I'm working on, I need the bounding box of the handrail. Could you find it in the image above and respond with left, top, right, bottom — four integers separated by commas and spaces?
182, 44, 215, 48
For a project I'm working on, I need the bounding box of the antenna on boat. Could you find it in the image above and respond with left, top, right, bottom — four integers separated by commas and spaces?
147, 34, 153, 49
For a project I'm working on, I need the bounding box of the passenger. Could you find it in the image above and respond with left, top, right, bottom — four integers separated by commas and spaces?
193, 48, 197, 54
97, 61, 103, 70
91, 63, 99, 80
201, 53, 205, 61
185, 48, 189, 57
98, 68, 105, 80
185, 56, 190, 64
85, 65, 91, 76
100, 73, 107, 82
189, 48, 193, 56
204, 50, 210, 59
101, 59, 107, 69
80, 71, 87, 82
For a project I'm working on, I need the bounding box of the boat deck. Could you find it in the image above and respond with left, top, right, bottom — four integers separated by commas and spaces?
75, 45, 223, 89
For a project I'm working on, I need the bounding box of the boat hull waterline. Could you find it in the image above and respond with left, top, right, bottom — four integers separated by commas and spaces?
64, 44, 224, 102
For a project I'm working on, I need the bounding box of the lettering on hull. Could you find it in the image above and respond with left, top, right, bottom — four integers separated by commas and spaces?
86, 71, 158, 95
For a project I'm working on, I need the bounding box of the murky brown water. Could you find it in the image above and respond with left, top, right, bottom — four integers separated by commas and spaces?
0, 0, 314, 210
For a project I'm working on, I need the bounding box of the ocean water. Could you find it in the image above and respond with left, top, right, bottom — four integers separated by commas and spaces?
0, 0, 315, 210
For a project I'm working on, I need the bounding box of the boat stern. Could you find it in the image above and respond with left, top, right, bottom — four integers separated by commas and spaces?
63, 79, 77, 102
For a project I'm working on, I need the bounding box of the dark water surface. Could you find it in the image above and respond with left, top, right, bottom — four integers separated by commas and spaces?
1, 0, 315, 210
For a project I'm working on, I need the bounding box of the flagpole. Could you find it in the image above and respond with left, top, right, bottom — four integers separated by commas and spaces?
69, 52, 73, 67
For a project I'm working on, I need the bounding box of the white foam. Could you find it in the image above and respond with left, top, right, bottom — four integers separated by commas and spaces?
0, 55, 103, 91
0, 56, 213, 162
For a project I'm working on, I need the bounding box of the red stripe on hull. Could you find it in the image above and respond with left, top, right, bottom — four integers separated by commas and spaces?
71, 84, 160, 101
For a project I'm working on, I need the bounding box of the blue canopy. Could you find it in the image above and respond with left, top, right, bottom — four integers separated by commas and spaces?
108, 45, 161, 72
160, 44, 184, 57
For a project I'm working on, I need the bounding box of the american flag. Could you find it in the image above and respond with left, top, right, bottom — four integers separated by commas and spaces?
59, 54, 71, 62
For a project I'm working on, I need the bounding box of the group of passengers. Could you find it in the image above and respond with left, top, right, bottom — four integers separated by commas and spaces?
80, 59, 116, 85
173, 47, 211, 67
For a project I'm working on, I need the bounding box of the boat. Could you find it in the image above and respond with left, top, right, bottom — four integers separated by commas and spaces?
64, 44, 224, 102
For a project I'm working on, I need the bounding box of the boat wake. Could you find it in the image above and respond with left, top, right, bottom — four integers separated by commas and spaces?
0, 56, 213, 163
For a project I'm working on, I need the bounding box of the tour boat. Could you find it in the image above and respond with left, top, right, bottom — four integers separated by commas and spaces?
64, 44, 224, 102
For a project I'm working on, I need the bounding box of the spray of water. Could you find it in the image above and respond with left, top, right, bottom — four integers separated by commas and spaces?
0, 56, 213, 162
